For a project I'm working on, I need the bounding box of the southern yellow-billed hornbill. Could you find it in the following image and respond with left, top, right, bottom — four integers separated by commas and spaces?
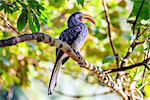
48, 12, 95, 94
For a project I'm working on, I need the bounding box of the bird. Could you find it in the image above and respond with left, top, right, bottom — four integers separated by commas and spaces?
48, 12, 95, 95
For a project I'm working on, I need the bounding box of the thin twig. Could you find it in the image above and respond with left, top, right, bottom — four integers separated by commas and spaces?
104, 57, 150, 73
55, 90, 113, 98
120, 27, 148, 68
138, 80, 149, 90
0, 16, 21, 34
102, 0, 119, 67
138, 25, 149, 37
141, 66, 146, 85
132, 0, 145, 35
141, 52, 149, 86
38, 78, 114, 98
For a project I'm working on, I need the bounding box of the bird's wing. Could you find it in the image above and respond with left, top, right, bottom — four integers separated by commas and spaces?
56, 26, 82, 63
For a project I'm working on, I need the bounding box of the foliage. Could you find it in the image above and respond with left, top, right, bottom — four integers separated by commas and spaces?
0, 0, 149, 99
76, 0, 84, 7
129, 0, 149, 21
0, 0, 49, 32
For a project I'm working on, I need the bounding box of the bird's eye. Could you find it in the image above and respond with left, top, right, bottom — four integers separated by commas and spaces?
79, 16, 82, 21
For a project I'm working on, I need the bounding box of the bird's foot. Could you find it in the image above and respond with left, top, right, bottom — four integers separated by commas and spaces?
73, 49, 80, 55
76, 51, 80, 55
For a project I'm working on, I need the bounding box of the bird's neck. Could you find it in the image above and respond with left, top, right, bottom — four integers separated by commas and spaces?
68, 22, 83, 28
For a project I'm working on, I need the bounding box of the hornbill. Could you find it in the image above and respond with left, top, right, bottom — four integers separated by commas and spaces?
48, 12, 95, 94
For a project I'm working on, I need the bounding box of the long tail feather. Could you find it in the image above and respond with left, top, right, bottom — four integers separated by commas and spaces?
48, 61, 61, 95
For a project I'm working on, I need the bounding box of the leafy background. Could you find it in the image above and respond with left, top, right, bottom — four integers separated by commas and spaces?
0, 0, 149, 99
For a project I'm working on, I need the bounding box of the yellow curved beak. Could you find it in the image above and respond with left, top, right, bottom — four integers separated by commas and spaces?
82, 14, 96, 25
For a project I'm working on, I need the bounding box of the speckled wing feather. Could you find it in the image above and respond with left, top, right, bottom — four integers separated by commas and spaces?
56, 25, 83, 64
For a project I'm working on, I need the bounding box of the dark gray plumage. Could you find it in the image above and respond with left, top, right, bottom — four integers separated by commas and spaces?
48, 12, 95, 94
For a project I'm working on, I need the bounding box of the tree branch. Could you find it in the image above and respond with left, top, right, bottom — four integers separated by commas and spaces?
120, 41, 138, 67
0, 32, 128, 99
132, 0, 145, 35
120, 26, 148, 68
141, 66, 146, 87
104, 57, 150, 73
102, 0, 119, 67
0, 16, 21, 34
138, 25, 149, 37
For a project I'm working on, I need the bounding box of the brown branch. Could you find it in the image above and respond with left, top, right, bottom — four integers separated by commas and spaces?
0, 32, 128, 99
102, 0, 119, 67
132, 0, 145, 35
141, 66, 146, 86
55, 90, 113, 98
0, 16, 21, 34
138, 25, 149, 37
120, 41, 138, 67
120, 0, 147, 69
141, 53, 149, 87
138, 80, 149, 90
120, 28, 148, 68
104, 57, 150, 73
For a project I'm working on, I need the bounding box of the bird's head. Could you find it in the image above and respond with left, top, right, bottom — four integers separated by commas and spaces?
68, 12, 95, 27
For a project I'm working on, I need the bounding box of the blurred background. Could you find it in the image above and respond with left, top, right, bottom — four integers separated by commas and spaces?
0, 0, 149, 100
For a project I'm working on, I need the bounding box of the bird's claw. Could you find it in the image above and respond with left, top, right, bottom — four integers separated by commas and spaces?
73, 49, 80, 55
76, 51, 80, 55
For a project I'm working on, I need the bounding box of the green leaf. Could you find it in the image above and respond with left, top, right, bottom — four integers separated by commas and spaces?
76, 0, 84, 7
102, 56, 116, 64
12, 2, 19, 13
28, 12, 40, 32
4, 4, 8, 13
7, 5, 13, 14
35, 10, 48, 25
27, 0, 38, 9
17, 0, 27, 7
0, 2, 5, 11
33, 13, 40, 32
128, 0, 150, 22
17, 9, 28, 32
54, 0, 59, 2
37, 4, 44, 11
29, 18, 35, 32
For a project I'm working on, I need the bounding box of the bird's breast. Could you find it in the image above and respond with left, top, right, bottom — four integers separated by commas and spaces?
71, 25, 88, 51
